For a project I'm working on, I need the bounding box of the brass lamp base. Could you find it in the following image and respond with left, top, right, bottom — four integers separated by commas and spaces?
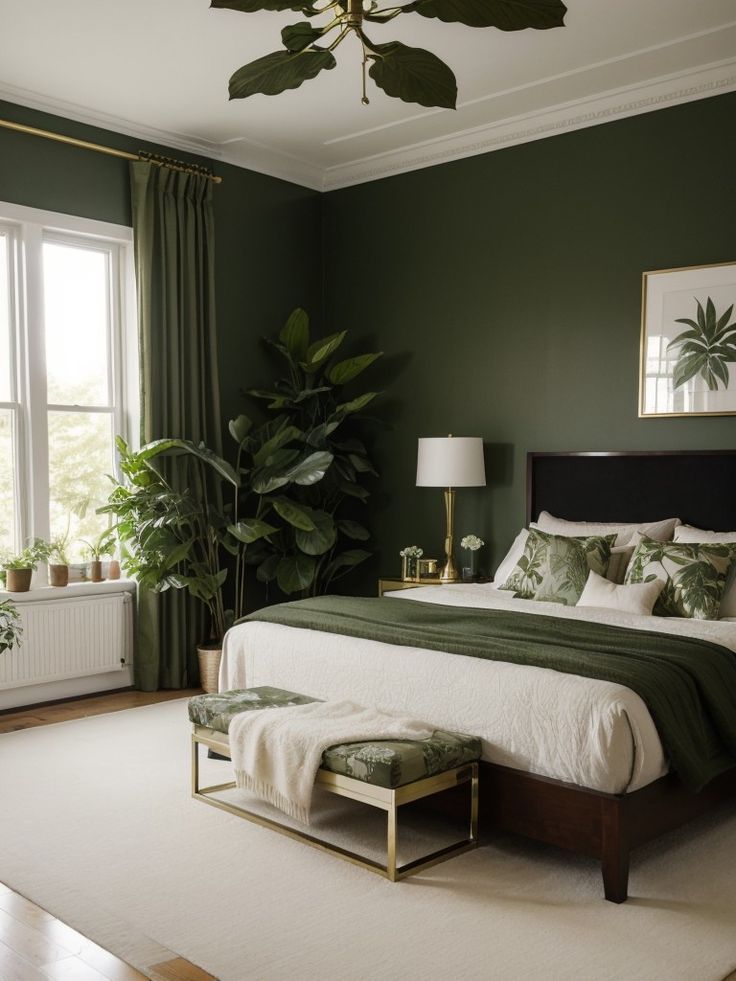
439, 487, 461, 582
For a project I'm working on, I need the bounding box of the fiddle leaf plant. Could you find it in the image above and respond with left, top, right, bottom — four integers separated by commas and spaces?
668, 297, 736, 391
212, 0, 566, 110
235, 307, 381, 596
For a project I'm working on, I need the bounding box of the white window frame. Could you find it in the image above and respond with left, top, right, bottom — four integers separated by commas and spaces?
0, 200, 138, 552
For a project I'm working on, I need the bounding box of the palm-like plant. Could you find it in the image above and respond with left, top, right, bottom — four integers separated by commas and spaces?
668, 297, 736, 391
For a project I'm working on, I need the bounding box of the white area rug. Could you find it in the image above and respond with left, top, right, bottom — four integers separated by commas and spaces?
1, 700, 735, 981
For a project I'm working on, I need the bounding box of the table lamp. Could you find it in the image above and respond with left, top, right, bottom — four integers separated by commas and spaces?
416, 435, 486, 582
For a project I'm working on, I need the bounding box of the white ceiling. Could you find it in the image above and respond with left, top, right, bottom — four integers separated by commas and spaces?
0, 0, 734, 190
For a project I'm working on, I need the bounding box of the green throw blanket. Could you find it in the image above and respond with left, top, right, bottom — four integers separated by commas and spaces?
244, 595, 736, 793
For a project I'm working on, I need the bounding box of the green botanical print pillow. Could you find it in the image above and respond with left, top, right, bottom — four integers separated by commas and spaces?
499, 529, 615, 606
624, 537, 736, 620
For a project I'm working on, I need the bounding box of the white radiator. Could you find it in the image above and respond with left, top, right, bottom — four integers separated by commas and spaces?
0, 593, 133, 690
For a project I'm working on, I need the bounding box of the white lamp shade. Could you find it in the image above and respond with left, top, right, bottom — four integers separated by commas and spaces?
416, 437, 486, 488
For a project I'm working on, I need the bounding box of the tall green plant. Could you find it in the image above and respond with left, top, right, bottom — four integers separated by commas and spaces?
235, 307, 381, 596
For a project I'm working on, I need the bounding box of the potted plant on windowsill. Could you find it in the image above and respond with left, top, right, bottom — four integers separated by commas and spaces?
80, 532, 116, 583
48, 537, 72, 587
0, 540, 53, 593
0, 600, 23, 654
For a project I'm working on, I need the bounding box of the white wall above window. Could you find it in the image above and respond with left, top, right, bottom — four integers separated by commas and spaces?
0, 201, 138, 561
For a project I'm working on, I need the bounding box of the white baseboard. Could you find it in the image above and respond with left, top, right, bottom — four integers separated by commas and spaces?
0, 664, 134, 712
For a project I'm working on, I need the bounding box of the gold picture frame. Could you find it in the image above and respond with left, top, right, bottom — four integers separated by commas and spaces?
639, 260, 736, 418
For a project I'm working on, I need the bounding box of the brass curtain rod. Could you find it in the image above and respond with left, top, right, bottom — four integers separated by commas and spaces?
0, 117, 222, 184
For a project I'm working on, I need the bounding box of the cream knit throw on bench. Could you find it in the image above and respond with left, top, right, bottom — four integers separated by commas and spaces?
229, 700, 434, 824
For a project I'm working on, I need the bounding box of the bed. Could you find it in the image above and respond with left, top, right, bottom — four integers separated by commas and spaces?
220, 450, 736, 902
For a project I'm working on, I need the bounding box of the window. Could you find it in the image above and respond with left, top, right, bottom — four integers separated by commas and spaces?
0, 203, 137, 561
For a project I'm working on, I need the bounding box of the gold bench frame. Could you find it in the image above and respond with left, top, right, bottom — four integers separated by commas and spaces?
192, 724, 479, 881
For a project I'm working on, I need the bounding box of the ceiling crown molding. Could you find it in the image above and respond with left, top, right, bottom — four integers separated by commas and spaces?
2, 57, 735, 194
0, 80, 324, 190
321, 58, 736, 191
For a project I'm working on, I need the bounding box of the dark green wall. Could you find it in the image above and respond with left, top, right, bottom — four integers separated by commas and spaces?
3, 93, 735, 591
322, 92, 736, 583
0, 99, 323, 439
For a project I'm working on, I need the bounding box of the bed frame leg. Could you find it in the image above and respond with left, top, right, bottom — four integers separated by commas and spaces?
600, 797, 629, 903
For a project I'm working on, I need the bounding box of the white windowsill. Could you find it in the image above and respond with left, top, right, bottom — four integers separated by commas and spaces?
0, 579, 136, 603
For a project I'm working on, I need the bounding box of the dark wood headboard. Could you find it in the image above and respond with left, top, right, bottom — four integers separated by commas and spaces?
526, 451, 736, 531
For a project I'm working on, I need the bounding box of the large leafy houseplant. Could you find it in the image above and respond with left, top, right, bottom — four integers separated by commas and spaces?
235, 307, 381, 596
212, 0, 566, 110
101, 307, 382, 639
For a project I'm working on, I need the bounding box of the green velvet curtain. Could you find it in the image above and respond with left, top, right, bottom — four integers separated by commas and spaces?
129, 161, 222, 691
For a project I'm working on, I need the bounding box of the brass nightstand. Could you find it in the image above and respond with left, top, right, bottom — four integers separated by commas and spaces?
377, 578, 442, 597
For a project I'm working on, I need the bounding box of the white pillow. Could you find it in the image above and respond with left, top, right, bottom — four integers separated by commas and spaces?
577, 570, 664, 616
534, 511, 680, 547
493, 529, 528, 586
673, 524, 736, 544
673, 525, 736, 617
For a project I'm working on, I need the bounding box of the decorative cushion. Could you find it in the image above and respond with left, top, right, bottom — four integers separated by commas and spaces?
577, 570, 664, 616
322, 730, 481, 789
499, 528, 616, 606
625, 536, 736, 620
533, 512, 681, 547
188, 686, 319, 734
673, 526, 736, 618
189, 687, 481, 788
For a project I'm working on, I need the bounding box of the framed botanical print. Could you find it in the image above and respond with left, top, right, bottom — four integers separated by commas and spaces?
639, 261, 736, 417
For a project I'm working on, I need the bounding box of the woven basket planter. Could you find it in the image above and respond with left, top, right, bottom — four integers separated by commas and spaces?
197, 645, 222, 694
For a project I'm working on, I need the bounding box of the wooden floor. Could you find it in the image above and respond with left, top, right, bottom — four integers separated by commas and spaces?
0, 689, 217, 980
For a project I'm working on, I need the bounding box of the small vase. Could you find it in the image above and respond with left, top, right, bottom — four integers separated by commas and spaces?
89, 560, 104, 583
49, 564, 69, 587
107, 559, 121, 581
462, 551, 480, 581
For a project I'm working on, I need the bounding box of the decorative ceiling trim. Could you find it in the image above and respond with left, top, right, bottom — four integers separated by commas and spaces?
0, 80, 324, 191
1, 58, 735, 194
321, 58, 736, 191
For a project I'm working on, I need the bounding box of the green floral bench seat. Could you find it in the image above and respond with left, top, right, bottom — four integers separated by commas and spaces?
188, 686, 481, 790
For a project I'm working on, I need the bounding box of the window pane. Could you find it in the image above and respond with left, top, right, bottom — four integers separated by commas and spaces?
43, 242, 110, 406
0, 408, 16, 554
48, 410, 114, 557
0, 233, 11, 401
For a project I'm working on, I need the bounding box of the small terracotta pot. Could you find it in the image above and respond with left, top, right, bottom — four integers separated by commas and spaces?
6, 568, 32, 592
89, 560, 104, 583
49, 564, 69, 587
107, 559, 121, 581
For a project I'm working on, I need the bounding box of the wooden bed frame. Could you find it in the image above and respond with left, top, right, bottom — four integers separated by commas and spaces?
478, 450, 736, 903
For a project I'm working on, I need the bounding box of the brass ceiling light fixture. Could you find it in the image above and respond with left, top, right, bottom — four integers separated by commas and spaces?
211, 0, 567, 110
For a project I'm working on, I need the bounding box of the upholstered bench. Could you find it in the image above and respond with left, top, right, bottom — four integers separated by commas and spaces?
189, 686, 481, 881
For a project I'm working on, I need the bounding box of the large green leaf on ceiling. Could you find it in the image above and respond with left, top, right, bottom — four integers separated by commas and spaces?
367, 41, 457, 110
212, 0, 317, 13
403, 0, 567, 30
282, 22, 329, 52
229, 49, 337, 99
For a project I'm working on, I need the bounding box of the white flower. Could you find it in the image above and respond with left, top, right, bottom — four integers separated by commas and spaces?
461, 534, 484, 551
399, 545, 424, 558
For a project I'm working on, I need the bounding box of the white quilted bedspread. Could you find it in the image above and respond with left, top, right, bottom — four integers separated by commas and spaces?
219, 584, 736, 794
